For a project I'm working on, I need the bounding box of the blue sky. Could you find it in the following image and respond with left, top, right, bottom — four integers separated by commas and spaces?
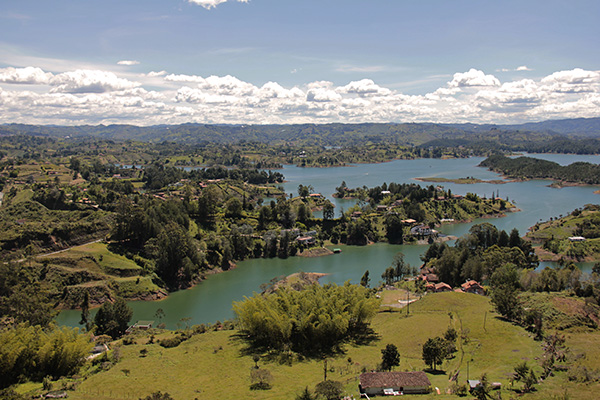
0, 0, 599, 125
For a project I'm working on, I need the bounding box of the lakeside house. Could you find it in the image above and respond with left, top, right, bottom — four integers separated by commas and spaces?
359, 371, 431, 396
296, 236, 316, 246
461, 280, 485, 295
126, 320, 154, 333
410, 224, 435, 236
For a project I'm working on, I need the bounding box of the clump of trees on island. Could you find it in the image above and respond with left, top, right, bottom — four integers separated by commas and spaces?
480, 154, 600, 185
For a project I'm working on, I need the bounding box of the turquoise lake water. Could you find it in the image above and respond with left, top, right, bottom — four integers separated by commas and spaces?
56, 154, 600, 328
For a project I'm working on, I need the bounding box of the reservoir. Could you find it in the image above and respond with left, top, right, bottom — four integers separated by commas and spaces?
56, 154, 600, 328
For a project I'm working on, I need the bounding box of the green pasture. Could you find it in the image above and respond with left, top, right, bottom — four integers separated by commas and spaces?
56, 291, 559, 400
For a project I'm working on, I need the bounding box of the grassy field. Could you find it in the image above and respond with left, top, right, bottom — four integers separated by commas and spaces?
21, 291, 576, 400
36, 242, 162, 306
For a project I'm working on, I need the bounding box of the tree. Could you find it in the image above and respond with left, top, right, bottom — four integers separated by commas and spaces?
384, 214, 404, 244
490, 263, 522, 321
296, 387, 317, 400
422, 337, 446, 371
360, 270, 370, 287
391, 252, 411, 281
297, 203, 311, 223
225, 197, 243, 218
94, 298, 133, 338
380, 344, 400, 371
471, 373, 491, 400
298, 184, 313, 198
154, 222, 200, 286
513, 362, 537, 392
79, 291, 90, 331
314, 380, 343, 400
250, 368, 273, 390
490, 285, 522, 321
323, 201, 335, 220
381, 266, 395, 286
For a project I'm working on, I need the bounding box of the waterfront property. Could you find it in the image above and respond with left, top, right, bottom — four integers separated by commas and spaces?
461, 280, 485, 295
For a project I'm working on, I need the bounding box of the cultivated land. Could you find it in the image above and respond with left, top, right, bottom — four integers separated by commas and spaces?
15, 291, 600, 400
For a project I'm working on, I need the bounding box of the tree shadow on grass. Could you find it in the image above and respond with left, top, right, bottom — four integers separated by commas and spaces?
230, 326, 380, 363
424, 368, 447, 375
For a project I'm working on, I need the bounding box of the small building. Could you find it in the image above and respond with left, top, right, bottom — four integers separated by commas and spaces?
359, 371, 431, 396
126, 320, 154, 333
461, 280, 485, 295
381, 190, 391, 195
309, 193, 323, 198
376, 205, 389, 212
434, 282, 452, 292
411, 224, 432, 236
296, 236, 316, 246
568, 236, 586, 242
401, 218, 416, 225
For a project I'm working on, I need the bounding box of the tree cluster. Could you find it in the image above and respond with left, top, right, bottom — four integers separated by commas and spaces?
0, 324, 91, 388
233, 282, 379, 355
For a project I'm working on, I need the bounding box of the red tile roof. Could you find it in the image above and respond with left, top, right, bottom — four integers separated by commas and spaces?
359, 371, 431, 389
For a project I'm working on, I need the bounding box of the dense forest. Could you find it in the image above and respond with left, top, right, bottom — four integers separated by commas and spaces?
479, 154, 600, 184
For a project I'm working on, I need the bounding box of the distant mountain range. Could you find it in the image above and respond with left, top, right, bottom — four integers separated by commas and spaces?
1, 117, 600, 146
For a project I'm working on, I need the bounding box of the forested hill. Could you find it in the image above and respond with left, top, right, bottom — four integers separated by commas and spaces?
479, 154, 600, 185
2, 117, 600, 146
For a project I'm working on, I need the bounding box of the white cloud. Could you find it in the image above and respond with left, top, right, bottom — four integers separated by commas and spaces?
1, 65, 600, 126
0, 67, 53, 84
498, 66, 533, 72
448, 68, 500, 87
117, 60, 140, 66
49, 70, 141, 93
339, 79, 391, 97
145, 70, 167, 77
188, 0, 249, 10
540, 68, 600, 93
165, 73, 206, 83
306, 88, 342, 102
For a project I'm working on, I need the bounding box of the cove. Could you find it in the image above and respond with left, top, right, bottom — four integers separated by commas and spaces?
56, 154, 600, 329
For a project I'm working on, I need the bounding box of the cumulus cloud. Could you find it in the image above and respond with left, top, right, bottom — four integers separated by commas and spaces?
49, 70, 141, 93
306, 87, 342, 102
188, 0, 249, 10
1, 65, 600, 126
117, 60, 140, 66
0, 67, 53, 84
516, 65, 532, 71
540, 68, 600, 93
339, 79, 391, 97
448, 68, 500, 87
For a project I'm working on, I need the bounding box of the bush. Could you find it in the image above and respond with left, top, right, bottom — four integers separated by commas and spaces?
249, 368, 272, 390
159, 336, 183, 348
314, 380, 343, 400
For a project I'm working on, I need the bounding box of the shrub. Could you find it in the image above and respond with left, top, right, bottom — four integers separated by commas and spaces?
159, 336, 183, 348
